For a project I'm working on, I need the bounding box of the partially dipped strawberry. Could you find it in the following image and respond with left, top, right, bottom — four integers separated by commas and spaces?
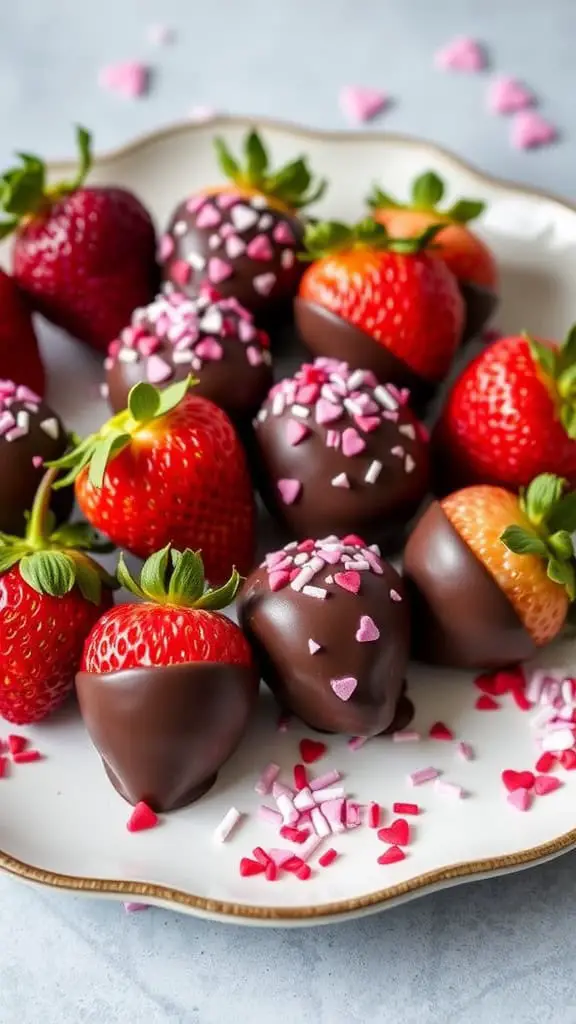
50, 377, 256, 585
0, 127, 157, 353
0, 269, 45, 395
367, 171, 498, 339
77, 547, 258, 811
433, 326, 576, 492
404, 473, 576, 669
0, 468, 115, 724
160, 129, 326, 323
295, 219, 464, 407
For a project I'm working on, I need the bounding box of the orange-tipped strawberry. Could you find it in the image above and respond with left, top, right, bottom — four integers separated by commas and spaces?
367, 171, 498, 340
404, 473, 576, 669
160, 129, 326, 323
49, 377, 256, 585
295, 218, 464, 407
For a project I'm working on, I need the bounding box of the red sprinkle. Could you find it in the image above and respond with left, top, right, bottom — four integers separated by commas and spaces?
280, 826, 310, 844
284, 856, 305, 873
240, 857, 265, 877
293, 763, 308, 790
8, 734, 27, 756
13, 750, 41, 764
296, 863, 312, 880
512, 687, 532, 711
495, 667, 525, 693
0, 756, 7, 778
319, 848, 339, 867
475, 694, 500, 711
126, 801, 159, 833
393, 802, 420, 815
253, 847, 273, 867
368, 802, 381, 828
299, 738, 327, 764
378, 845, 406, 865
535, 752, 556, 773
265, 861, 278, 881
429, 721, 454, 741
378, 819, 410, 846
501, 770, 535, 792
560, 750, 576, 770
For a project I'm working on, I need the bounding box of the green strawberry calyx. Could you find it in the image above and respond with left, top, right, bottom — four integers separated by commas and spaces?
525, 325, 576, 440
500, 472, 576, 599
49, 376, 196, 491
117, 544, 240, 609
214, 129, 327, 210
0, 125, 92, 240
0, 467, 116, 603
303, 218, 443, 260
366, 170, 485, 225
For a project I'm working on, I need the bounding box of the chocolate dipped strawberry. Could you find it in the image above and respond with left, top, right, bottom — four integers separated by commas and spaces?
254, 358, 430, 552
77, 546, 258, 811
0, 377, 73, 534
160, 129, 326, 324
0, 268, 45, 395
239, 535, 412, 736
295, 219, 464, 408
367, 170, 498, 340
51, 377, 256, 585
403, 473, 576, 669
0, 468, 115, 724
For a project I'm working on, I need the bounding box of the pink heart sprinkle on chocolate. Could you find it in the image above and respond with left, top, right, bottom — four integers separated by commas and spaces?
273, 221, 295, 246
341, 427, 366, 457
32, 455, 43, 468
246, 234, 274, 261
355, 615, 380, 642
253, 272, 276, 295
208, 257, 234, 284
217, 193, 239, 210
268, 570, 291, 592
225, 235, 246, 259
334, 571, 361, 594
355, 415, 381, 433
146, 355, 173, 384
507, 788, 531, 812
170, 260, 191, 286
186, 194, 207, 214
158, 234, 174, 260
285, 419, 310, 446
195, 204, 221, 230
195, 337, 223, 360
277, 478, 302, 505
316, 398, 343, 425
308, 639, 321, 655
330, 676, 358, 701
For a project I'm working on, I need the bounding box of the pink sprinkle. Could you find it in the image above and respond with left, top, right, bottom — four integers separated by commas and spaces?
308, 638, 321, 655
158, 235, 174, 261
246, 234, 274, 261
294, 787, 316, 811
339, 85, 388, 123
368, 802, 381, 828
0, 411, 16, 435
254, 762, 281, 796
170, 260, 192, 286
5, 427, 27, 441
434, 779, 465, 799
457, 742, 474, 761
253, 272, 276, 296
277, 478, 302, 505
98, 61, 149, 99
392, 731, 421, 743
393, 803, 420, 816
246, 345, 263, 367
488, 75, 534, 115
330, 676, 358, 702
268, 570, 291, 592
196, 337, 223, 360
511, 111, 557, 150
316, 398, 343, 425
124, 903, 149, 913
217, 193, 240, 211
319, 848, 339, 868
391, 445, 405, 458
258, 805, 283, 827
310, 770, 341, 792
434, 36, 486, 72
269, 848, 294, 867
208, 257, 234, 284
286, 419, 310, 446
276, 793, 299, 826
355, 614, 380, 643
311, 806, 331, 837
186, 194, 208, 214
146, 355, 173, 384
408, 767, 440, 786
237, 319, 256, 343
390, 589, 402, 602
507, 788, 532, 812
196, 204, 221, 230
225, 235, 246, 259
325, 429, 340, 449
273, 221, 295, 246
345, 802, 361, 828
348, 736, 368, 751
533, 775, 562, 796
16, 385, 41, 403
31, 455, 43, 468
355, 415, 380, 433
341, 427, 366, 457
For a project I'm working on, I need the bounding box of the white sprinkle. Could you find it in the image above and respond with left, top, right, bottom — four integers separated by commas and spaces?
291, 565, 317, 591
562, 679, 575, 705
300, 833, 325, 861
257, 408, 268, 423
346, 369, 366, 391
398, 423, 416, 440
310, 806, 331, 837
187, 252, 206, 271
271, 393, 286, 416
173, 220, 188, 236
307, 556, 326, 573
312, 786, 345, 803
405, 454, 416, 473
293, 552, 309, 566
293, 787, 316, 811
291, 404, 311, 418
100, 383, 110, 399
434, 780, 465, 799
302, 585, 328, 599
208, 233, 220, 250
457, 742, 474, 761
541, 729, 575, 752
16, 410, 29, 431
331, 472, 350, 488
199, 309, 223, 334
343, 559, 370, 570
118, 348, 139, 364
213, 807, 242, 843
39, 417, 60, 439
408, 767, 440, 786
284, 541, 298, 550
276, 793, 299, 825
321, 384, 339, 403
324, 574, 334, 584
391, 445, 405, 458
24, 402, 39, 413
254, 762, 280, 796
343, 397, 364, 416
392, 730, 421, 743
172, 349, 193, 364
258, 213, 274, 230
368, 543, 381, 555
364, 460, 382, 484
374, 385, 399, 411
281, 249, 295, 269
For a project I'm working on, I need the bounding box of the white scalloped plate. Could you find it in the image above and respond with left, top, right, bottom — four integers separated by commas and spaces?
1, 117, 576, 926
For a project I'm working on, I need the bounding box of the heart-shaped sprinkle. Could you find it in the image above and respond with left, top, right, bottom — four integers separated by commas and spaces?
331, 473, 350, 489
398, 423, 416, 440
316, 398, 343, 425
507, 788, 532, 812
277, 478, 301, 505
195, 337, 223, 361
246, 234, 274, 261
377, 845, 406, 866
378, 819, 410, 846
195, 204, 221, 230
253, 272, 276, 295
225, 235, 246, 259
429, 721, 454, 741
237, 319, 256, 343
258, 214, 274, 231
502, 769, 535, 793
208, 257, 234, 284
216, 193, 239, 210
170, 260, 191, 286
321, 550, 341, 565
389, 589, 402, 602
98, 61, 149, 98
434, 36, 486, 72
355, 415, 380, 433
159, 234, 174, 260
533, 775, 562, 796
127, 801, 159, 832
285, 419, 310, 446
475, 694, 500, 710
355, 615, 380, 643
488, 75, 534, 115
334, 571, 361, 594
273, 221, 295, 246
561, 750, 576, 770
146, 355, 173, 384
186, 194, 207, 214
299, 738, 327, 764
511, 111, 557, 150
269, 570, 291, 592
341, 427, 366, 457
330, 676, 358, 701
535, 752, 556, 773
231, 205, 259, 233
32, 455, 43, 468
308, 639, 322, 655
339, 85, 388, 123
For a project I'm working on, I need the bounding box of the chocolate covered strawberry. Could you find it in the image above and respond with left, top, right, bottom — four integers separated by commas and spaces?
51, 377, 255, 584
0, 468, 115, 724
0, 269, 45, 395
0, 127, 157, 353
77, 547, 258, 811
160, 129, 326, 323
295, 219, 464, 407
404, 473, 576, 669
433, 327, 576, 492
367, 171, 498, 339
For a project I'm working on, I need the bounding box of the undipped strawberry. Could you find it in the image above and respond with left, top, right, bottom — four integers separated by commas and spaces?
0, 127, 158, 353
0, 269, 45, 395
51, 377, 256, 585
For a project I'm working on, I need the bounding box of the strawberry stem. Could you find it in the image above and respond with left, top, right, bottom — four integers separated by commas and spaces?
213, 129, 327, 210
25, 468, 59, 549
303, 218, 443, 260
366, 170, 485, 224
117, 545, 240, 605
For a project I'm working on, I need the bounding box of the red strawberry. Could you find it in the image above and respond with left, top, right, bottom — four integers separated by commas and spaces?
0, 269, 45, 395
0, 468, 115, 724
296, 219, 464, 394
82, 546, 252, 674
0, 127, 157, 353
51, 377, 255, 585
434, 328, 576, 492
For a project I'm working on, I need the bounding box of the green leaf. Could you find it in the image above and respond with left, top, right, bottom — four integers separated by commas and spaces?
560, 404, 576, 440
128, 382, 161, 422
88, 431, 131, 488
155, 375, 192, 418
524, 473, 566, 525
526, 335, 558, 379
354, 218, 388, 245
559, 323, 576, 372
214, 137, 240, 180
558, 364, 576, 399
244, 130, 268, 183
500, 525, 548, 558
2, 165, 45, 217
50, 521, 115, 553
386, 223, 444, 254
366, 185, 401, 211
71, 126, 92, 190
304, 220, 354, 256
194, 568, 241, 610
0, 218, 18, 239
0, 547, 26, 574
167, 548, 205, 604
548, 490, 576, 533
547, 557, 576, 599
72, 558, 102, 605
548, 530, 574, 561
19, 550, 76, 597
116, 553, 145, 599
48, 434, 94, 470
411, 171, 444, 209
299, 177, 328, 209
139, 545, 171, 601
445, 198, 485, 223
266, 158, 311, 202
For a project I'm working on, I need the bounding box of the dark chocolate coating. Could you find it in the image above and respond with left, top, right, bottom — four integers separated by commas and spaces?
460, 281, 499, 344
76, 662, 259, 812
403, 501, 536, 669
161, 194, 305, 325
0, 397, 73, 535
294, 299, 436, 412
239, 560, 411, 736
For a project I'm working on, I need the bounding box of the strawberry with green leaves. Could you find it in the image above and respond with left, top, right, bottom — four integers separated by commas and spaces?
160, 129, 326, 321
433, 326, 576, 492
50, 377, 256, 586
0, 468, 115, 724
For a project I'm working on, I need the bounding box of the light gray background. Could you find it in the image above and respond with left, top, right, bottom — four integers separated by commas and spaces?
2, 2, 576, 1023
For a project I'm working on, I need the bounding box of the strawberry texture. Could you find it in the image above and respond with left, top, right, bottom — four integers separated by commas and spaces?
0, 269, 45, 395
